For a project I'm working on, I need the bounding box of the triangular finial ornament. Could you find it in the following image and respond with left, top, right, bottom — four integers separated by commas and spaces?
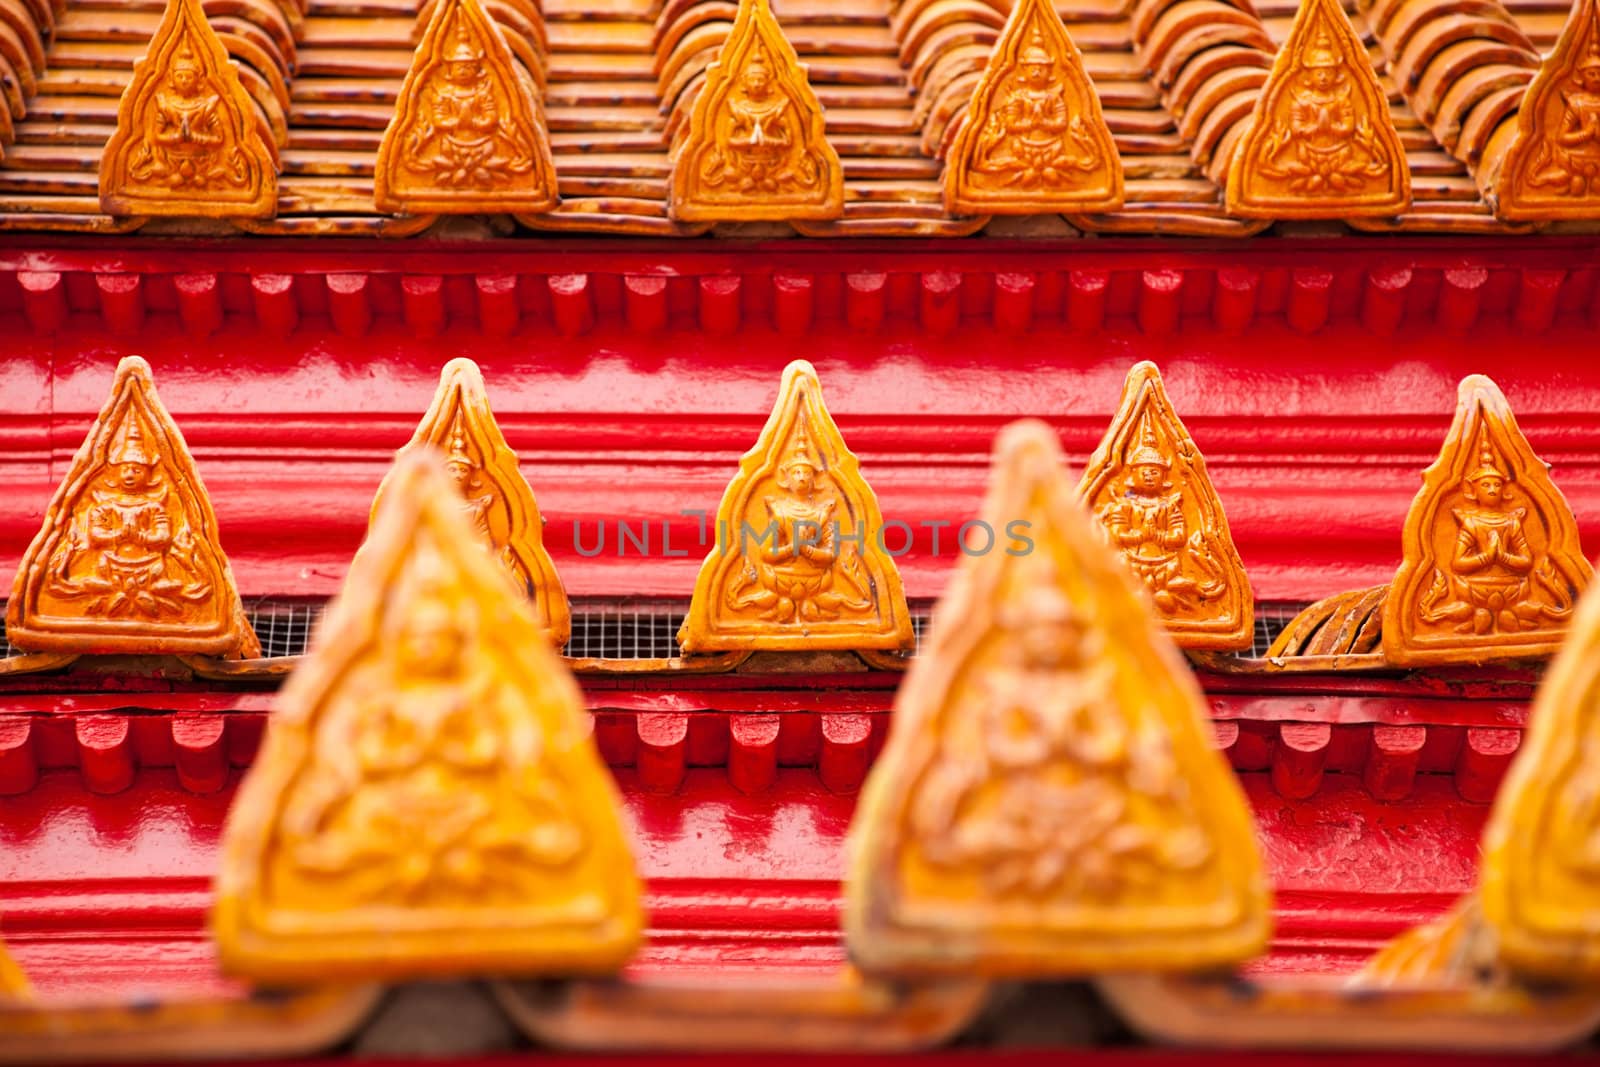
1078, 363, 1253, 651
845, 420, 1270, 977
942, 0, 1122, 215
1482, 565, 1600, 979
1381, 375, 1591, 667
99, 0, 277, 218
669, 0, 843, 221
374, 0, 558, 215
678, 360, 913, 653
1495, 0, 1600, 221
6, 357, 260, 659
1225, 0, 1409, 219
371, 359, 571, 649
214, 451, 641, 984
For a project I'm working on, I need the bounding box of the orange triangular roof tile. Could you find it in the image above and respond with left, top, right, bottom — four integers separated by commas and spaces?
6, 357, 259, 658
374, 0, 558, 215
215, 451, 641, 984
670, 0, 843, 222
943, 0, 1121, 214
847, 420, 1270, 977
99, 0, 277, 218
1226, 0, 1408, 219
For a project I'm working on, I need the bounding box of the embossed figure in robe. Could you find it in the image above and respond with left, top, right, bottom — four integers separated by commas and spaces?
912, 572, 1208, 898
409, 26, 535, 188
1096, 420, 1224, 614
1529, 46, 1600, 196
47, 419, 211, 619
1421, 431, 1570, 636
284, 557, 584, 907
441, 412, 525, 589
1261, 30, 1387, 193
704, 51, 816, 195
972, 34, 1101, 188
729, 442, 871, 623
132, 46, 246, 191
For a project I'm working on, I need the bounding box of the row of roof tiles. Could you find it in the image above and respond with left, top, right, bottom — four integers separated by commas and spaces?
0, 0, 1598, 234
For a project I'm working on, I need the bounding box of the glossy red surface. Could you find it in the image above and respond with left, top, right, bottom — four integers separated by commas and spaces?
1, 238, 1598, 606
0, 234, 1583, 1038
0, 761, 1482, 1000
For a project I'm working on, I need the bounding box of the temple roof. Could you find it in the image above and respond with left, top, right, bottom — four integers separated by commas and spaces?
0, 0, 1594, 237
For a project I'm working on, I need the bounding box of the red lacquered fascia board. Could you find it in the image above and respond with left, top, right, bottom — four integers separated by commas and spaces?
0, 239, 1599, 604
0, 769, 1480, 1001
0, 667, 1529, 800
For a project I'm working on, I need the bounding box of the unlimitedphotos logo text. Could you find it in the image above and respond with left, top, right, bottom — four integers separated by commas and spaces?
570, 510, 1035, 558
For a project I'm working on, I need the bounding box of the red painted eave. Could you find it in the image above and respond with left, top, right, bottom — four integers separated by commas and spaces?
1, 237, 1599, 605
0, 768, 1482, 1002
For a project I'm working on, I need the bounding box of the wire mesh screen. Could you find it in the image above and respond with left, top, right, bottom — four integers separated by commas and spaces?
565, 604, 939, 658
0, 599, 1303, 661
246, 600, 327, 659
1249, 602, 1306, 658
566, 600, 685, 660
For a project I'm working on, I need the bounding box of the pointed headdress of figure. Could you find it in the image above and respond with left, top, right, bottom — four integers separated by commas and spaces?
1020, 32, 1054, 67
381, 527, 479, 662
778, 437, 823, 490
1125, 412, 1170, 469
111, 417, 160, 467
1466, 426, 1511, 486
445, 411, 479, 470
173, 45, 201, 75
1579, 31, 1600, 72
446, 20, 481, 64
1303, 28, 1343, 68
996, 557, 1080, 631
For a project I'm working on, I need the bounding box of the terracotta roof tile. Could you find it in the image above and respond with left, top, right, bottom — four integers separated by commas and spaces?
1, 0, 1598, 234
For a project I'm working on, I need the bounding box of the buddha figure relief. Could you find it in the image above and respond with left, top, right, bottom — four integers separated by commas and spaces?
680, 360, 909, 652
1527, 42, 1600, 197
1261, 29, 1389, 194
372, 359, 569, 647
46, 417, 212, 620
406, 23, 535, 189
99, 0, 275, 218
131, 46, 247, 192
847, 422, 1268, 975
1384, 375, 1589, 666
971, 33, 1102, 189
911, 564, 1209, 900
1095, 417, 1226, 616
728, 438, 872, 623
671, 0, 841, 221
702, 50, 817, 196
1419, 429, 1572, 636
1229, 0, 1406, 218
280, 542, 584, 908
